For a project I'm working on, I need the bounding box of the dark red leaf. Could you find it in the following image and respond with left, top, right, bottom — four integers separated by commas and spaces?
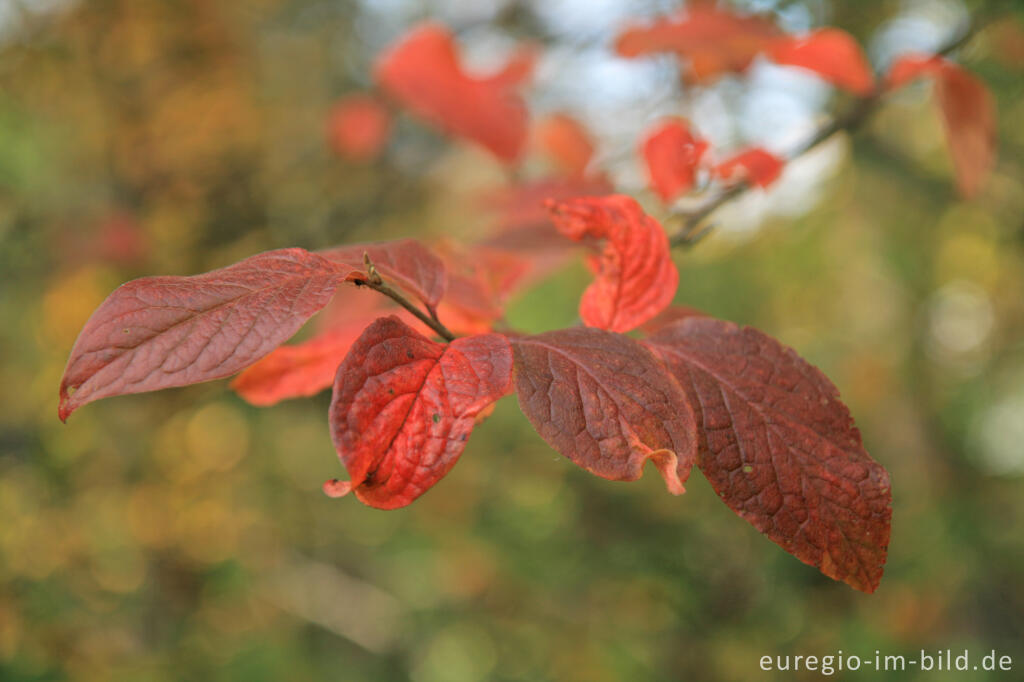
547, 195, 678, 333
319, 238, 447, 308
714, 147, 785, 188
641, 119, 709, 202
327, 93, 392, 161
615, 3, 782, 84
534, 113, 595, 178
375, 22, 530, 163
645, 317, 891, 592
512, 327, 697, 494
887, 55, 996, 198
328, 316, 513, 509
59, 248, 344, 420
769, 28, 875, 95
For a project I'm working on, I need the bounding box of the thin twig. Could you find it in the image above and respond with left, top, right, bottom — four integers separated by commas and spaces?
354, 253, 456, 341
355, 278, 457, 341
668, 15, 990, 248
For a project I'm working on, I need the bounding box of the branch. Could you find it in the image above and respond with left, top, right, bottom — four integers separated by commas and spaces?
353, 255, 456, 342
668, 14, 989, 248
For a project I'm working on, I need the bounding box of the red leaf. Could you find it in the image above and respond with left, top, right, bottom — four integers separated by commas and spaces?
328, 316, 513, 509
318, 238, 447, 308
375, 22, 530, 163
512, 327, 697, 494
714, 147, 785, 188
645, 317, 891, 592
59, 248, 344, 420
534, 113, 595, 178
641, 119, 709, 202
230, 292, 388, 406
327, 93, 392, 161
615, 4, 782, 84
769, 28, 875, 95
546, 195, 678, 333
887, 55, 996, 198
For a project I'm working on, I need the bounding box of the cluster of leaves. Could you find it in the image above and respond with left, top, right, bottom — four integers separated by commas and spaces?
60, 1, 1000, 593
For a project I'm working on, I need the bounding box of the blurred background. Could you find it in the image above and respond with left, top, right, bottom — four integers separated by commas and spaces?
2, 0, 1023, 680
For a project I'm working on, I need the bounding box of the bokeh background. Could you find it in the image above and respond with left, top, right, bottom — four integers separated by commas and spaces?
2, 0, 1023, 680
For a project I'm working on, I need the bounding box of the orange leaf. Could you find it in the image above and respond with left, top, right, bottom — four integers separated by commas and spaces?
326, 93, 392, 161
615, 4, 782, 84
375, 22, 531, 163
769, 28, 875, 95
533, 113, 595, 178
547, 195, 678, 333
714, 147, 785, 188
887, 55, 997, 198
641, 119, 708, 202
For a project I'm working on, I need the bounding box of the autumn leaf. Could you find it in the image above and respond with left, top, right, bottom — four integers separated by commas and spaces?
59, 248, 344, 420
326, 93, 392, 161
615, 3, 782, 84
318, 238, 447, 308
534, 113, 595, 178
513, 327, 697, 494
641, 119, 709, 202
714, 147, 786, 188
887, 54, 996, 198
645, 317, 891, 592
769, 28, 875, 95
328, 316, 513, 509
375, 22, 531, 163
547, 194, 678, 333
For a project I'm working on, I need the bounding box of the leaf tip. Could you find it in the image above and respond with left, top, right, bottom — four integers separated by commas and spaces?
58, 385, 76, 422
649, 448, 687, 496
323, 478, 353, 498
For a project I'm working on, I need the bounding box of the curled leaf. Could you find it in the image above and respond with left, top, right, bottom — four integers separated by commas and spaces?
513, 327, 697, 494
59, 248, 344, 420
547, 194, 678, 333
769, 28, 875, 95
646, 317, 891, 592
328, 316, 513, 509
714, 147, 785, 188
641, 119, 709, 202
375, 22, 530, 162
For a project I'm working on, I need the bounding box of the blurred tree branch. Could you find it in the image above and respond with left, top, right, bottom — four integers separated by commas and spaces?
668, 11, 998, 248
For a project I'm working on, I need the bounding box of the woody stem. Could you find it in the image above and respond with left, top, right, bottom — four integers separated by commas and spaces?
354, 278, 456, 342
668, 14, 990, 249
